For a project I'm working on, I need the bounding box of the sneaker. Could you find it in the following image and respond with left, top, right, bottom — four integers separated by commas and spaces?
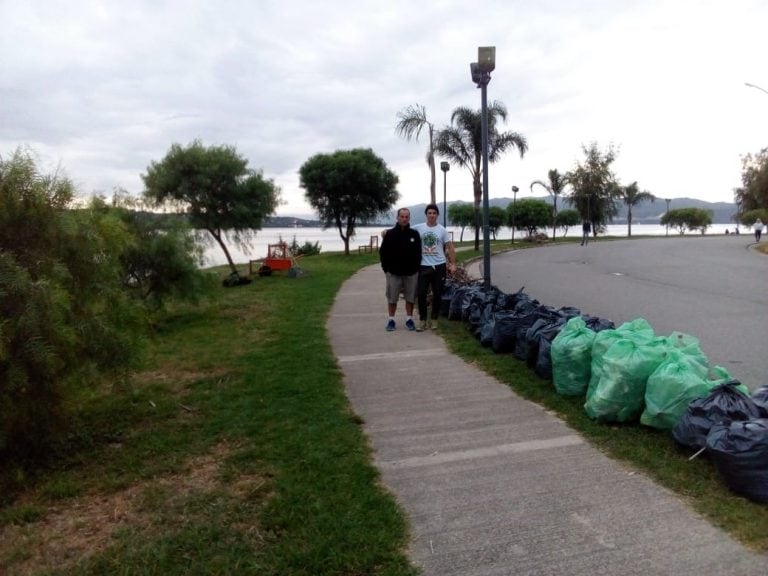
385, 319, 396, 331
416, 320, 427, 332
430, 319, 438, 330
405, 318, 416, 331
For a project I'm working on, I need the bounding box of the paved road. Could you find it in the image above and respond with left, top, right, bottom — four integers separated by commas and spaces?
481, 236, 767, 390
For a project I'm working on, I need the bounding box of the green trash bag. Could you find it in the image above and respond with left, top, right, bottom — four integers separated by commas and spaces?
641, 349, 714, 430
708, 366, 750, 396
586, 318, 655, 402
585, 336, 668, 423
665, 331, 709, 378
551, 317, 596, 396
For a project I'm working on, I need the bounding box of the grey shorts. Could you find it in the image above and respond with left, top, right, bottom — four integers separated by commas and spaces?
385, 272, 418, 304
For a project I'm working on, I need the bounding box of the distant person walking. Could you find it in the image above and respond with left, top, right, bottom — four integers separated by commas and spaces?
412, 204, 456, 331
754, 218, 764, 242
379, 208, 422, 332
580, 220, 591, 246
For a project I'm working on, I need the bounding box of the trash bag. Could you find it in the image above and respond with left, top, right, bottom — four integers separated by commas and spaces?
640, 349, 715, 430
583, 315, 615, 332
551, 317, 597, 396
752, 386, 768, 414
586, 318, 655, 401
584, 337, 668, 423
665, 332, 709, 377
448, 286, 471, 321
528, 318, 566, 374
491, 311, 518, 353
672, 380, 763, 450
479, 305, 496, 346
706, 419, 768, 503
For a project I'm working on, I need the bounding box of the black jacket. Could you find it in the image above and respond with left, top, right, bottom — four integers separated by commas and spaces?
380, 224, 421, 276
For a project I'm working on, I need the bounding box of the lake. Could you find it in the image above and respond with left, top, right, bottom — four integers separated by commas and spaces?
201, 223, 744, 267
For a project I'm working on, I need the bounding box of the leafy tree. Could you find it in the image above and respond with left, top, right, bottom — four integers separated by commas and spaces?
109, 191, 213, 309
660, 207, 713, 235
618, 181, 655, 237
489, 206, 507, 240
0, 149, 146, 463
566, 143, 621, 234
300, 148, 399, 255
735, 147, 768, 213
436, 101, 528, 250
448, 202, 475, 242
506, 197, 552, 237
555, 208, 580, 236
142, 140, 280, 276
739, 208, 768, 227
530, 169, 569, 240
396, 104, 437, 204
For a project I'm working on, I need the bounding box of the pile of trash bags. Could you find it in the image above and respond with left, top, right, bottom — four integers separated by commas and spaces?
444, 278, 768, 503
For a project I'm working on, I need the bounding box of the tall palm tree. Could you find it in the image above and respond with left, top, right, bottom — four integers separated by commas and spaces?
395, 104, 437, 204
530, 169, 569, 241
620, 181, 655, 237
436, 101, 527, 250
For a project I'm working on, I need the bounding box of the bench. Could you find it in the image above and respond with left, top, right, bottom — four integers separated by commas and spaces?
358, 235, 379, 254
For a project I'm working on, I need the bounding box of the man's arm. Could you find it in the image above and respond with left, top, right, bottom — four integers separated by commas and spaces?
445, 239, 457, 273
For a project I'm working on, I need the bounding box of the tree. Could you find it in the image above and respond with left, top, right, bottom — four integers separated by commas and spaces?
300, 148, 399, 255
506, 197, 552, 237
660, 207, 713, 235
436, 101, 528, 250
396, 104, 437, 204
618, 181, 655, 237
555, 208, 581, 237
0, 149, 146, 462
489, 206, 507, 240
448, 202, 475, 242
530, 169, 569, 240
736, 147, 768, 213
142, 140, 280, 276
109, 190, 213, 309
566, 143, 621, 234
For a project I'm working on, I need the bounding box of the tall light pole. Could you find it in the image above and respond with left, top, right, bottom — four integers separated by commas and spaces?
665, 198, 671, 236
440, 161, 450, 228
471, 46, 495, 290
511, 185, 519, 244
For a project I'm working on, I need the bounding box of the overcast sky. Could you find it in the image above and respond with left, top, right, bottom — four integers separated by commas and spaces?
3, 0, 768, 216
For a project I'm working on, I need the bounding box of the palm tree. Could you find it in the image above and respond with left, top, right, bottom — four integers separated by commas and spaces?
620, 181, 655, 237
436, 101, 527, 250
530, 169, 569, 241
395, 104, 437, 204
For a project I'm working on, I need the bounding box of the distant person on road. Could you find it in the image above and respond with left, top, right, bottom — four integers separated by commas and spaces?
580, 220, 591, 246
379, 208, 421, 332
412, 204, 457, 331
754, 218, 764, 242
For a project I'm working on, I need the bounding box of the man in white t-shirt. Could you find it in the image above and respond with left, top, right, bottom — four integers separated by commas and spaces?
412, 203, 456, 331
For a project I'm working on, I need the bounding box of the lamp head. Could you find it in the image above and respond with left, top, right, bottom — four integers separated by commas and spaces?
512, 186, 519, 193
440, 161, 450, 172
470, 62, 482, 84
478, 46, 496, 73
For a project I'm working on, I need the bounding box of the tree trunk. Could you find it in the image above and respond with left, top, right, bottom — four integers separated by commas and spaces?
428, 126, 436, 205
473, 177, 482, 251
209, 228, 238, 275
627, 206, 633, 237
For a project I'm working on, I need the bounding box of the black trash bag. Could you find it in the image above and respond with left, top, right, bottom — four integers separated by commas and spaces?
751, 386, 768, 414
448, 286, 471, 321
706, 419, 768, 503
222, 271, 253, 287
513, 312, 542, 361
525, 316, 565, 368
672, 380, 763, 450
517, 306, 560, 364
533, 319, 567, 378
461, 286, 487, 322
440, 282, 458, 317
497, 287, 529, 311
491, 311, 519, 353
583, 315, 615, 332
555, 306, 582, 320
474, 302, 496, 340
479, 310, 496, 347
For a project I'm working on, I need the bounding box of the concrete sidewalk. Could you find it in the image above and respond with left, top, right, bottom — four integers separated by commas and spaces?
327, 265, 767, 576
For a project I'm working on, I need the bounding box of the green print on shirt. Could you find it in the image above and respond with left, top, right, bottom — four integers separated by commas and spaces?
422, 231, 439, 255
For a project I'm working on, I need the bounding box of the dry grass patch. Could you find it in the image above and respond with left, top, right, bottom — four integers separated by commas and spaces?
0, 443, 270, 576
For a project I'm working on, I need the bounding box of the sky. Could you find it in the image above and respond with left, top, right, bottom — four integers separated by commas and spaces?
2, 0, 768, 217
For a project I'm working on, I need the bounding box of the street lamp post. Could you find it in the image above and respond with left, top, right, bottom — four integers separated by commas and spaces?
440, 161, 450, 228
665, 198, 671, 236
511, 185, 519, 244
471, 46, 495, 290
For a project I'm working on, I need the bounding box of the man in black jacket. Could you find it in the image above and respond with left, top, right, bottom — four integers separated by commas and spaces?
379, 208, 422, 331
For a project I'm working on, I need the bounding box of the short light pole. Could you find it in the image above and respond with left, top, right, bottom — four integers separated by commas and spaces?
440, 161, 450, 228
471, 46, 495, 290
665, 198, 671, 236
511, 185, 519, 244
